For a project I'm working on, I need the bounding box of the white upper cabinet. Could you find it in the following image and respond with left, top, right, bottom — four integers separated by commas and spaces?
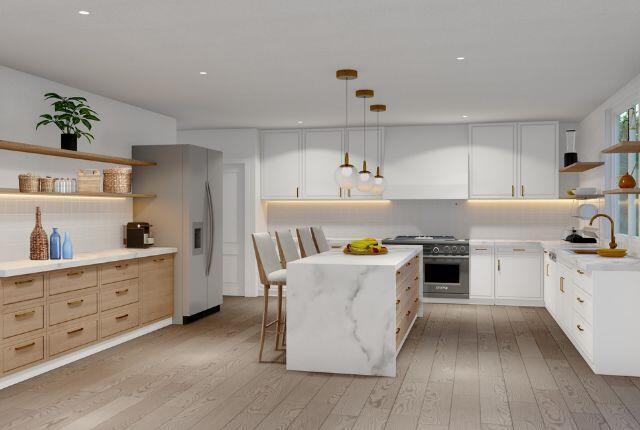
261, 130, 301, 199
346, 128, 381, 199
383, 125, 468, 199
518, 122, 559, 198
469, 124, 517, 199
469, 122, 558, 199
302, 129, 343, 199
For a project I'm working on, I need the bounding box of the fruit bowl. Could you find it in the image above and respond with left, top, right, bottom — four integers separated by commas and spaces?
343, 238, 388, 255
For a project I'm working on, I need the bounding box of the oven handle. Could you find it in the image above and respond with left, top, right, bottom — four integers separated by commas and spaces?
423, 255, 469, 259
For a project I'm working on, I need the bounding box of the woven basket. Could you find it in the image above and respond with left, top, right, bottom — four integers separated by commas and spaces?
38, 177, 55, 193
103, 168, 132, 194
77, 169, 101, 193
19, 173, 39, 193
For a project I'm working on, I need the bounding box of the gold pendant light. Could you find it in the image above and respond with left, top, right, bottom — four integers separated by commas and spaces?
370, 104, 387, 195
334, 69, 358, 190
355, 89, 374, 192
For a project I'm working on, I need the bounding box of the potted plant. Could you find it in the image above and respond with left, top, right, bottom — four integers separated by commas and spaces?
36, 93, 100, 151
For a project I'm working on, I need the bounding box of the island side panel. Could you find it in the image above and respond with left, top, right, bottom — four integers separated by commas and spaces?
287, 263, 396, 377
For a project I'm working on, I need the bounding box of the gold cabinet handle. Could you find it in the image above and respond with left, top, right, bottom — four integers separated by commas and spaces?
414, 297, 419, 303
512, 185, 515, 197
67, 299, 84, 307
296, 187, 299, 198
414, 276, 419, 281
576, 324, 584, 332
576, 297, 584, 303
15, 310, 36, 319
544, 250, 548, 254
396, 270, 401, 275
497, 259, 501, 271
405, 310, 411, 317
14, 279, 34, 286
407, 262, 411, 266
475, 247, 488, 251
559, 276, 565, 293
153, 258, 165, 263
396, 327, 401, 334
115, 313, 129, 320
67, 327, 84, 335
521, 185, 525, 197
115, 289, 129, 296
513, 248, 526, 252
66, 271, 84, 277
396, 299, 401, 305
14, 341, 35, 351
577, 269, 585, 275
405, 286, 411, 291
114, 264, 129, 270
546, 264, 549, 277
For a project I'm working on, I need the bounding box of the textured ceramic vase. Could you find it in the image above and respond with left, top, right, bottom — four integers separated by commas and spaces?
50, 228, 61, 260
62, 232, 73, 259
30, 207, 48, 260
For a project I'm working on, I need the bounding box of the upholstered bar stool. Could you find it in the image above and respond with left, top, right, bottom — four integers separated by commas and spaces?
275, 229, 300, 267
311, 226, 331, 252
296, 227, 318, 257
251, 233, 286, 362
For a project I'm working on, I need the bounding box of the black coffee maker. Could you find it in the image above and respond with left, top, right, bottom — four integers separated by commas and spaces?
125, 222, 153, 248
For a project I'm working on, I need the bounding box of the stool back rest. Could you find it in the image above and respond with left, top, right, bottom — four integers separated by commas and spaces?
296, 227, 318, 258
251, 232, 282, 285
275, 229, 300, 267
311, 226, 330, 253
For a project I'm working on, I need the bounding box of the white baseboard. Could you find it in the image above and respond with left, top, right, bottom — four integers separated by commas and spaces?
0, 318, 173, 390
422, 297, 544, 307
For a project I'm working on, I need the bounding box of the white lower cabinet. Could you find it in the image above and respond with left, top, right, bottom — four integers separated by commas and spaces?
470, 243, 494, 301
543, 251, 558, 318
495, 247, 542, 303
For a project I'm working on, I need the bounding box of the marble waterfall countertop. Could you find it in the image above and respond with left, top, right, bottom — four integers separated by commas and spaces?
0, 247, 178, 277
286, 245, 422, 377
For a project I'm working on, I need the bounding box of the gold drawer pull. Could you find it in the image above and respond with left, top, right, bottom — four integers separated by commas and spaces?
475, 247, 488, 251
67, 299, 84, 307
14, 279, 35, 286
396, 299, 401, 305
405, 286, 411, 291
414, 276, 419, 281
576, 297, 584, 303
396, 327, 400, 334
544, 250, 548, 254
66, 271, 84, 277
577, 269, 585, 275
115, 313, 129, 320
576, 324, 584, 332
513, 248, 526, 252
153, 258, 165, 263
414, 297, 419, 303
67, 327, 84, 335
15, 310, 36, 319
396, 270, 401, 275
115, 264, 129, 270
14, 341, 35, 351
115, 289, 129, 296
405, 310, 411, 317
407, 262, 411, 266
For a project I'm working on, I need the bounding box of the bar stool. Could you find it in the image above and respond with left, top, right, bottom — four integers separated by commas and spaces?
296, 227, 318, 257
251, 233, 286, 362
311, 226, 331, 252
275, 229, 300, 267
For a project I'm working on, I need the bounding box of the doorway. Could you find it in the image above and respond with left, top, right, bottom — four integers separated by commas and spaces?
223, 163, 245, 296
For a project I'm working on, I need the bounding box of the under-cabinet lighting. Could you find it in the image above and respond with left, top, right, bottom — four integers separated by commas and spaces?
0, 193, 126, 201
466, 199, 573, 204
265, 199, 391, 204
78, 10, 90, 15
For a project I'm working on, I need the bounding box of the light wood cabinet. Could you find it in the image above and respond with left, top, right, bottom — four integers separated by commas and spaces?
49, 267, 97, 295
2, 274, 44, 304
141, 256, 174, 324
260, 130, 301, 199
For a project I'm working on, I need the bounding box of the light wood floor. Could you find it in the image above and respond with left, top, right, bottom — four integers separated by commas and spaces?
2, 298, 640, 430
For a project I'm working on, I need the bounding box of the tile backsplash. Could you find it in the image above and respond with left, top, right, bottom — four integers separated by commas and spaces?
0, 196, 131, 262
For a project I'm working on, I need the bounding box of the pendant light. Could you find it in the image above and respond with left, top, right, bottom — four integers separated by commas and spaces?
370, 104, 387, 195
355, 89, 374, 192
334, 69, 358, 189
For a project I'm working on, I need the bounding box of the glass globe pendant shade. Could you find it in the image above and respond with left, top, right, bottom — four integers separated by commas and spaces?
371, 166, 386, 195
335, 152, 357, 189
356, 160, 374, 192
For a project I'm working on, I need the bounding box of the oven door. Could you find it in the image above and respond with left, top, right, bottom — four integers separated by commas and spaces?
424, 256, 469, 298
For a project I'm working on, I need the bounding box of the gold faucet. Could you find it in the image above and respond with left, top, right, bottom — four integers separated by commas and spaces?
589, 213, 617, 249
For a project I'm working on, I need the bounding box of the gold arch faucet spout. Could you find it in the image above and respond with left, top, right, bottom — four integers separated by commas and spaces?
589, 213, 617, 250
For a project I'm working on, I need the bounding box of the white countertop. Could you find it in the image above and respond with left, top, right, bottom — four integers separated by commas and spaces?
290, 245, 422, 269
0, 247, 177, 278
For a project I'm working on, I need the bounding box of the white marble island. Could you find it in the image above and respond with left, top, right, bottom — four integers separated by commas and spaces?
287, 245, 423, 377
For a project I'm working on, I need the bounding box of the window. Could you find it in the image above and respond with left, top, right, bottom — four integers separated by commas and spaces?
613, 105, 639, 236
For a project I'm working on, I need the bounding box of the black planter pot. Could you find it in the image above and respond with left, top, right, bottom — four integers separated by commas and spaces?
61, 133, 78, 151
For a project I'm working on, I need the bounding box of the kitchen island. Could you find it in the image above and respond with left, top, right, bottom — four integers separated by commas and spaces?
286, 245, 422, 377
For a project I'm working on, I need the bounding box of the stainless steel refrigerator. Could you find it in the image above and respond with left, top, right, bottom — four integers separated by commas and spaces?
132, 145, 223, 324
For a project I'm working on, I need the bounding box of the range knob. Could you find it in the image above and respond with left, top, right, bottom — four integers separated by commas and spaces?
452, 246, 458, 253
432, 246, 440, 254
460, 245, 466, 253
444, 246, 451, 253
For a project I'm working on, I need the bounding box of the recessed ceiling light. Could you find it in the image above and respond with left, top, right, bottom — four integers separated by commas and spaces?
462, 115, 469, 118
78, 10, 90, 15
199, 71, 207, 75
297, 121, 304, 124
456, 56, 465, 61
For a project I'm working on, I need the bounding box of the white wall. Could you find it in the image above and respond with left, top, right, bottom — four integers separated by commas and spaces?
0, 66, 176, 262
177, 129, 265, 296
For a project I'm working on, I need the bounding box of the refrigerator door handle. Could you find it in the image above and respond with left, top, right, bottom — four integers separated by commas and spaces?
205, 181, 214, 276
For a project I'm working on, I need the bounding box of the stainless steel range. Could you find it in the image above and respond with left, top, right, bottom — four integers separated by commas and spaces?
382, 235, 469, 299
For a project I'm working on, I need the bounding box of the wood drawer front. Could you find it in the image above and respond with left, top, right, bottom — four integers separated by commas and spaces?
101, 279, 139, 311
142, 255, 173, 274
101, 303, 139, 338
395, 256, 418, 281
101, 260, 139, 285
2, 274, 44, 304
572, 269, 592, 296
142, 257, 173, 324
49, 292, 98, 326
573, 312, 593, 361
396, 270, 419, 296
48, 318, 98, 357
49, 267, 98, 296
3, 335, 44, 372
573, 286, 593, 325
3, 305, 44, 338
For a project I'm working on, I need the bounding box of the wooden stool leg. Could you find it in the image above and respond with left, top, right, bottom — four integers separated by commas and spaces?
258, 284, 270, 363
282, 295, 287, 347
275, 285, 284, 351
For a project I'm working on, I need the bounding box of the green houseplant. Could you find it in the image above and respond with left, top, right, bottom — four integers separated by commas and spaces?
36, 93, 100, 151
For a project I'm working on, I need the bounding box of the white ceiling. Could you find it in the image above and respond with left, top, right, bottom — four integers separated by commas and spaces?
2, 0, 640, 129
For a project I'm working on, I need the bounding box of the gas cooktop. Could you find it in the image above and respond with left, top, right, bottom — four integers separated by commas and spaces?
382, 235, 468, 244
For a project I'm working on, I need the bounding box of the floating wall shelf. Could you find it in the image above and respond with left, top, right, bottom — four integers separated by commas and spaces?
559, 162, 604, 173
0, 140, 157, 166
601, 141, 640, 154
561, 194, 604, 200
0, 188, 156, 199
603, 188, 640, 195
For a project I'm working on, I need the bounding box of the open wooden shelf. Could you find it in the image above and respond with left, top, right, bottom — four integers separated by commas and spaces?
601, 141, 640, 154
0, 188, 156, 199
559, 162, 604, 173
561, 194, 604, 200
0, 140, 157, 166
603, 188, 640, 195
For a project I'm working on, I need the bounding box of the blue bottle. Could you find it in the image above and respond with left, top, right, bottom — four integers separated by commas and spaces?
62, 232, 73, 259
50, 228, 61, 259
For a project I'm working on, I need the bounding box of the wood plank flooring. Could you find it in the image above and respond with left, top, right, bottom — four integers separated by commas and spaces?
2, 298, 640, 429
